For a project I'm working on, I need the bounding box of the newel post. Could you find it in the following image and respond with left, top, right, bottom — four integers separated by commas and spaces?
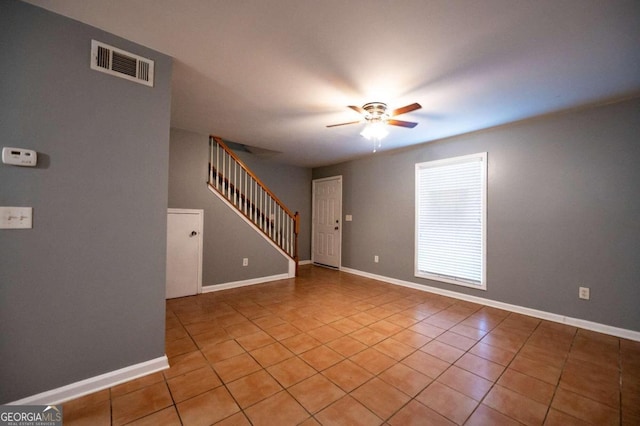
294, 211, 300, 276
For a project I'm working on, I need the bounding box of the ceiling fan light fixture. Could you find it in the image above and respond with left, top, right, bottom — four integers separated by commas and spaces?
327, 101, 420, 130
362, 102, 390, 121
329, 101, 421, 152
360, 121, 388, 140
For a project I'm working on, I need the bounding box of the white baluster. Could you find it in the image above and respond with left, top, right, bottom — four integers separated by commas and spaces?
209, 139, 213, 185
228, 153, 232, 199
242, 170, 246, 214
216, 143, 220, 190
222, 150, 226, 196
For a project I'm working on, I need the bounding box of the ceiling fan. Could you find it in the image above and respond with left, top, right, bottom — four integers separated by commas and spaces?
327, 102, 422, 129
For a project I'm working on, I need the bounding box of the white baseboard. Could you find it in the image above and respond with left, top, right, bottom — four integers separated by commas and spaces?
202, 273, 291, 293
298, 259, 312, 266
341, 267, 640, 342
11, 355, 169, 406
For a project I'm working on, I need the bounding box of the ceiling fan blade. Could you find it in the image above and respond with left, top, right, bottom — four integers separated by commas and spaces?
390, 102, 422, 117
348, 105, 367, 115
326, 120, 362, 128
387, 119, 418, 128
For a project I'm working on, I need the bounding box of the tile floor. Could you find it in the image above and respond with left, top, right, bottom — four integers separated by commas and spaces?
63, 265, 639, 425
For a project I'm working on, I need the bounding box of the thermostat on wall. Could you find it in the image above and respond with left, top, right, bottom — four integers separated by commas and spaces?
2, 147, 37, 167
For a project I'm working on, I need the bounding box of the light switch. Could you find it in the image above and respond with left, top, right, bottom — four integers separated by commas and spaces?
345, 214, 353, 222
0, 207, 33, 229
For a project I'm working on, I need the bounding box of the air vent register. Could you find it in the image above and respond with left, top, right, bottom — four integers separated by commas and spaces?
90, 40, 154, 87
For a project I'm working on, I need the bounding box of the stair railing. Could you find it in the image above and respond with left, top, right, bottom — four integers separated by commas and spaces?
208, 136, 299, 273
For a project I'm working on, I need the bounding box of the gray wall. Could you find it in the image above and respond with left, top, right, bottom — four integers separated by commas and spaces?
0, 1, 172, 403
314, 97, 640, 332
169, 129, 312, 285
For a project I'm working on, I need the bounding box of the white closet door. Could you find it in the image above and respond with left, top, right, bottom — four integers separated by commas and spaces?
166, 209, 203, 299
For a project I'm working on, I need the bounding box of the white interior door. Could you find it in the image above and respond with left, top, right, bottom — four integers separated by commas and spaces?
166, 209, 203, 299
312, 176, 342, 268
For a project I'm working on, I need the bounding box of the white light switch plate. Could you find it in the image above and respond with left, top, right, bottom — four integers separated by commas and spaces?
0, 207, 33, 229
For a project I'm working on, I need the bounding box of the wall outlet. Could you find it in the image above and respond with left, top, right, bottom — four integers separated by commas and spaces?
243, 258, 248, 267
374, 255, 379, 263
579, 286, 590, 300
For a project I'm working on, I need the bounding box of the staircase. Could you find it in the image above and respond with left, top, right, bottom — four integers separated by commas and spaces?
208, 136, 299, 274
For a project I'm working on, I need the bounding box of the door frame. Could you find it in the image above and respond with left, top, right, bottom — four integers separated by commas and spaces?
167, 208, 204, 296
311, 176, 343, 269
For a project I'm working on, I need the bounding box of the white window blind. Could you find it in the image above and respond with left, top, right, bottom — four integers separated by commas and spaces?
415, 153, 487, 290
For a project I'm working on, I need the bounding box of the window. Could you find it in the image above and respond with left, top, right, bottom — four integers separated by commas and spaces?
415, 153, 487, 290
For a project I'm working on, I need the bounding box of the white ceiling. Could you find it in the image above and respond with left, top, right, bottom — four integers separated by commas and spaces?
26, 0, 640, 167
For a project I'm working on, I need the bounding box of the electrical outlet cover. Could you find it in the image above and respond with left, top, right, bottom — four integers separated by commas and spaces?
579, 287, 590, 300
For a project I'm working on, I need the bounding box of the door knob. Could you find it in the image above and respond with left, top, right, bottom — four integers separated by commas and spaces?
190, 231, 198, 237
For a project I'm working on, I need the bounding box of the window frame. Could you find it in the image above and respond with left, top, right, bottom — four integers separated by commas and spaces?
414, 152, 487, 290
